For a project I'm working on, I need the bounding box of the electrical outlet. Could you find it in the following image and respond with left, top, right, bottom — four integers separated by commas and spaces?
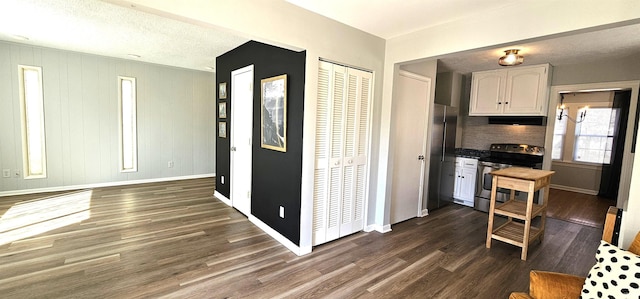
2, 169, 10, 178
14, 170, 20, 178
279, 206, 285, 218
168, 161, 174, 168
221, 175, 224, 185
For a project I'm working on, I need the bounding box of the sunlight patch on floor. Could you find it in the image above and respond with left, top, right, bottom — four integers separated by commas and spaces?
0, 190, 92, 246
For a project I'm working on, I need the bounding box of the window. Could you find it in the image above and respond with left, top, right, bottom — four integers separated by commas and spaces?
574, 107, 617, 164
118, 76, 137, 172
552, 107, 568, 160
18, 65, 47, 178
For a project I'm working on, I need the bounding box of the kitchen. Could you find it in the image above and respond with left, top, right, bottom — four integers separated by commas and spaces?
389, 23, 640, 229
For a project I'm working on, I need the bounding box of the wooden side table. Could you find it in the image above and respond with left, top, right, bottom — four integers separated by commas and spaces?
485, 167, 555, 260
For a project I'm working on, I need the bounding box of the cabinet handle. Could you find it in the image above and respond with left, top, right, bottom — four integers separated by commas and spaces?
505, 101, 509, 104
498, 102, 502, 105
461, 176, 465, 178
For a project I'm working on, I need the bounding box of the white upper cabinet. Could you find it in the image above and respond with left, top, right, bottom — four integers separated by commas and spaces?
469, 64, 551, 116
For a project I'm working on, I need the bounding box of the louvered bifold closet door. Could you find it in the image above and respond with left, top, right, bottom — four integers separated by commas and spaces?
339, 67, 371, 236
313, 61, 372, 246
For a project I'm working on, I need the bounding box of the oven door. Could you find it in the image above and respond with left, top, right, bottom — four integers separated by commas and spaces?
474, 162, 512, 212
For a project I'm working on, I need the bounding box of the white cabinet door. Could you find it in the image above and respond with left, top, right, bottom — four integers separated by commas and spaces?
453, 166, 463, 199
453, 157, 477, 204
460, 167, 477, 202
469, 64, 550, 116
469, 70, 505, 115
504, 65, 549, 115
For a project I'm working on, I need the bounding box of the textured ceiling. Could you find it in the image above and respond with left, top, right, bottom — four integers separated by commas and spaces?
435, 23, 640, 74
286, 0, 523, 39
0, 0, 249, 72
0, 0, 638, 75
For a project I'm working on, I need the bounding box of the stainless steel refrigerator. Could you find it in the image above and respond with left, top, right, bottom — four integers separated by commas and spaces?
427, 104, 457, 211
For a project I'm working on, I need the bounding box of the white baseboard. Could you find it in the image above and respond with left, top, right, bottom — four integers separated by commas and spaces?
248, 215, 311, 256
213, 190, 231, 206
0, 173, 216, 197
550, 184, 599, 195
365, 224, 392, 233
420, 209, 429, 217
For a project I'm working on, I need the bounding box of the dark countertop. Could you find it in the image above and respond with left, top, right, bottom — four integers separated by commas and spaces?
455, 148, 489, 159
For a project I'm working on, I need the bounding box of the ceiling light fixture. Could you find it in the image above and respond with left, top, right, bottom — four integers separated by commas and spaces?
204, 66, 215, 71
127, 54, 141, 59
498, 49, 524, 66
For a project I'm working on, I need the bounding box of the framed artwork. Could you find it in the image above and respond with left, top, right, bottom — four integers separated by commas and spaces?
218, 102, 227, 119
260, 74, 287, 152
218, 82, 227, 99
218, 121, 226, 138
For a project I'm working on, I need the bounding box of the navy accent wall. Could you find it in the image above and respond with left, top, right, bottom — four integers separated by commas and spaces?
216, 41, 306, 245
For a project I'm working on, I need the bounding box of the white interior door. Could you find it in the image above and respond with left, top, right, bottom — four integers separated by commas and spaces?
230, 65, 253, 216
390, 71, 430, 224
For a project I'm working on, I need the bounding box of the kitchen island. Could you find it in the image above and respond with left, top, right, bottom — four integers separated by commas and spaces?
485, 167, 555, 260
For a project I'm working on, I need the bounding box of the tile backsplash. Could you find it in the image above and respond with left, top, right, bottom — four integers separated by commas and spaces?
460, 116, 546, 150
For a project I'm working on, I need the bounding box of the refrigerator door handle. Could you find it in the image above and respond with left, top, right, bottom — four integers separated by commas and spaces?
442, 121, 447, 161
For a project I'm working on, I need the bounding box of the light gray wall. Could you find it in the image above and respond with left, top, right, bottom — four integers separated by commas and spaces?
0, 41, 215, 194
552, 55, 640, 85
550, 163, 601, 193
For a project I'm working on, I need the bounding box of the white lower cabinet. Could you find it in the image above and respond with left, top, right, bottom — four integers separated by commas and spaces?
453, 157, 477, 207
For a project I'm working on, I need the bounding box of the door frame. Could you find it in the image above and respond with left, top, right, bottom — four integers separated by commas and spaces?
543, 80, 640, 209
230, 65, 254, 216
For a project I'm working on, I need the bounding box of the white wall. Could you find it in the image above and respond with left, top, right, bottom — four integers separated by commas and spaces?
0, 41, 215, 194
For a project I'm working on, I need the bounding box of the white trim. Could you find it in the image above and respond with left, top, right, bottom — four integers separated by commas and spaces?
118, 76, 138, 172
0, 173, 215, 197
18, 65, 47, 179
551, 160, 603, 170
214, 190, 231, 206
398, 70, 430, 82
248, 215, 311, 256
366, 224, 392, 234
550, 185, 599, 196
420, 209, 429, 217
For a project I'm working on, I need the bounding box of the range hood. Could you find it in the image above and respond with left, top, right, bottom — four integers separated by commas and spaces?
488, 116, 547, 126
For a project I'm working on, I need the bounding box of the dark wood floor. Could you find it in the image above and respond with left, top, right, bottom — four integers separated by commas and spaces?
0, 178, 602, 298
546, 188, 616, 228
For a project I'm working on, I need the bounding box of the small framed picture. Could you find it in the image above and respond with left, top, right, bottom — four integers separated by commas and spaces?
218, 102, 227, 119
218, 121, 226, 138
218, 82, 227, 99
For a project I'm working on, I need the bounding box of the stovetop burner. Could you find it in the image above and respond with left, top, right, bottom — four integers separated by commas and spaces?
479, 143, 544, 168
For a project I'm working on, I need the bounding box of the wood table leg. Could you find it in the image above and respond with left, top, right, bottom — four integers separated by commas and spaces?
486, 176, 499, 248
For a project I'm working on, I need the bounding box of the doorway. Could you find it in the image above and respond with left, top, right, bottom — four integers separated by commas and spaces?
390, 70, 431, 224
230, 65, 254, 216
544, 81, 639, 225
